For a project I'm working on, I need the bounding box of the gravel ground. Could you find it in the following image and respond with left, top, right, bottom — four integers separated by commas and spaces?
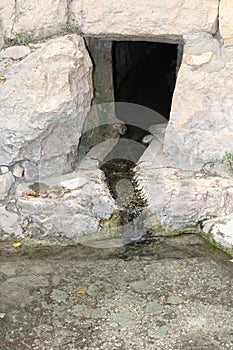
0, 233, 232, 350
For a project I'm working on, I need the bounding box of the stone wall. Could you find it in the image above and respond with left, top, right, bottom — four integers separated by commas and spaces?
69, 0, 218, 40
1, 0, 233, 243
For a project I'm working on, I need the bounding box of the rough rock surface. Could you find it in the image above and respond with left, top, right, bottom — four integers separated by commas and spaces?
0, 45, 31, 60
219, 0, 233, 46
0, 206, 22, 236
164, 32, 233, 171
0, 35, 93, 181
202, 213, 233, 249
136, 127, 233, 229
16, 169, 117, 238
69, 0, 218, 39
0, 0, 67, 41
0, 172, 14, 200
0, 26, 4, 49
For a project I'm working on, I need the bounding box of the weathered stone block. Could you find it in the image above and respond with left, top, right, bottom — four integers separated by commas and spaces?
16, 170, 117, 238
136, 132, 233, 229
0, 35, 93, 181
69, 0, 218, 39
219, 0, 233, 46
0, 172, 14, 200
164, 32, 233, 171
0, 206, 22, 236
0, 0, 67, 41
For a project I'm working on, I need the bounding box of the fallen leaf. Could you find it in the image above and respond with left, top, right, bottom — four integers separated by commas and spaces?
21, 340, 32, 349
77, 288, 86, 295
12, 242, 22, 248
33, 338, 40, 345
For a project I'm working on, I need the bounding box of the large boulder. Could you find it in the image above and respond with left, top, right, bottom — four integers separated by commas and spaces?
16, 169, 117, 239
0, 34, 93, 181
69, 0, 218, 39
164, 32, 233, 171
136, 126, 233, 229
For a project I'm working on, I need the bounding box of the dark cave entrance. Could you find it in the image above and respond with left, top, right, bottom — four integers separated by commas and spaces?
112, 41, 183, 140
81, 39, 183, 226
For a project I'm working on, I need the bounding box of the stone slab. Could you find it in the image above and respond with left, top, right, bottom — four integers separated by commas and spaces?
69, 0, 218, 39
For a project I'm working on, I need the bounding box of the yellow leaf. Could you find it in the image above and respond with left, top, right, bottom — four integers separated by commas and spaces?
77, 289, 86, 295
12, 242, 22, 248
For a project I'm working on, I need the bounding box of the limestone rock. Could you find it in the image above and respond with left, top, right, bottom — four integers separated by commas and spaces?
0, 25, 3, 49
16, 169, 117, 238
219, 0, 233, 46
164, 32, 233, 171
69, 0, 218, 38
0, 45, 31, 60
12, 164, 24, 178
0, 166, 9, 174
136, 135, 233, 229
0, 0, 67, 41
0, 206, 22, 236
0, 172, 14, 200
202, 213, 233, 249
0, 35, 93, 182
183, 52, 214, 66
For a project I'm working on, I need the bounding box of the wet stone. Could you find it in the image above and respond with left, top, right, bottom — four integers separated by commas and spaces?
114, 312, 136, 326
117, 295, 136, 306
0, 265, 17, 276
148, 326, 169, 339
87, 308, 107, 319
50, 289, 68, 303
70, 304, 86, 317
30, 264, 54, 275
144, 301, 164, 314
166, 296, 185, 305
52, 275, 62, 286
0, 233, 232, 350
5, 275, 49, 288
131, 279, 155, 294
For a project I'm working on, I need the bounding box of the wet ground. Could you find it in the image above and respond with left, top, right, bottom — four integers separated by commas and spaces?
0, 233, 233, 350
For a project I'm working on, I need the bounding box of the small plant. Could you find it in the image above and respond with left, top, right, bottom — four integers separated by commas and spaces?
61, 24, 78, 35
4, 31, 33, 46
203, 151, 233, 175
217, 152, 233, 172
14, 31, 33, 45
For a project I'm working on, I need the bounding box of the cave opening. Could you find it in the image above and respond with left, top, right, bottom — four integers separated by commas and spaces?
112, 41, 183, 140
81, 38, 183, 226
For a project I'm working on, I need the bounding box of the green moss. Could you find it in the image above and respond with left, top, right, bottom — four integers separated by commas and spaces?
61, 24, 81, 35
4, 31, 34, 46
199, 229, 233, 258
